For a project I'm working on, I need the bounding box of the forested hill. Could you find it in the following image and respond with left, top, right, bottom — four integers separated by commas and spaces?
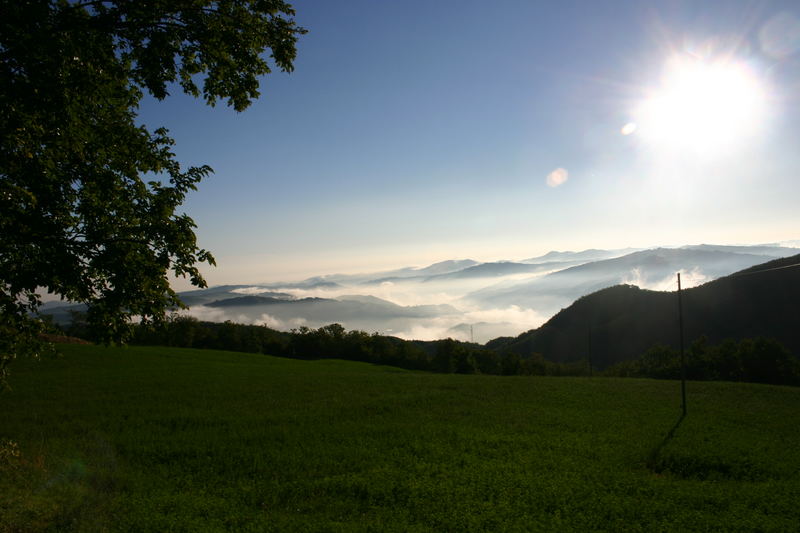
486, 254, 800, 369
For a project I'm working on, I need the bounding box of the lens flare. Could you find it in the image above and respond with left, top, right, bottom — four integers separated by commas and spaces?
546, 168, 569, 188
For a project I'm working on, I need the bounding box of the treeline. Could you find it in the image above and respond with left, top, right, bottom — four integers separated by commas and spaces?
116, 316, 592, 376
59, 314, 798, 385
605, 336, 800, 386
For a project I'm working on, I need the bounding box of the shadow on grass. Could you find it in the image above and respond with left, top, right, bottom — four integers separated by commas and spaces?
646, 412, 685, 471
646, 413, 769, 481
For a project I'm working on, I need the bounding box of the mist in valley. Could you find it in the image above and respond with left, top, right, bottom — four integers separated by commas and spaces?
160, 244, 799, 344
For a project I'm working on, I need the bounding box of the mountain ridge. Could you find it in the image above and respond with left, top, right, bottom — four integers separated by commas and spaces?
486, 254, 800, 368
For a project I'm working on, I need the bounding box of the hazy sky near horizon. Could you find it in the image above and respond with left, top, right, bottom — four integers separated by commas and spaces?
137, 0, 800, 288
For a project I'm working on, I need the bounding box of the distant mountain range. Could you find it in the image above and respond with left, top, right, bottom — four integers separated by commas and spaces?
39, 242, 799, 344
464, 246, 790, 313
205, 295, 328, 307
292, 259, 481, 286
521, 248, 639, 264
424, 261, 565, 281
188, 292, 461, 335
487, 254, 800, 368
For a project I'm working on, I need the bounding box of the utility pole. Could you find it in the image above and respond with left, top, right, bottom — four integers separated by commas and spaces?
677, 272, 687, 416
588, 321, 593, 377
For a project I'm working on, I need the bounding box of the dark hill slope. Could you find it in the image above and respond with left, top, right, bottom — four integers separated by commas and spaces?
205, 295, 327, 307
488, 254, 800, 369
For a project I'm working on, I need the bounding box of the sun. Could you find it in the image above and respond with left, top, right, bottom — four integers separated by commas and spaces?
632, 55, 766, 157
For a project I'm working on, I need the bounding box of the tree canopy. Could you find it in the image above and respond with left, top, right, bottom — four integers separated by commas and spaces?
0, 0, 305, 379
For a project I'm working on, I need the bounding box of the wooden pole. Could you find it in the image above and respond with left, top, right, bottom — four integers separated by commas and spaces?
588, 322, 593, 377
677, 272, 687, 416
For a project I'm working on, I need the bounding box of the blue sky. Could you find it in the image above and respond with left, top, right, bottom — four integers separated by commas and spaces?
137, 0, 800, 288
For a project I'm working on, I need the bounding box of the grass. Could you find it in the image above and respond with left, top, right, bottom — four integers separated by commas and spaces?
1, 344, 799, 532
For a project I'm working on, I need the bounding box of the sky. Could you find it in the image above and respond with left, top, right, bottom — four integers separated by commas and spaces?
136, 0, 800, 290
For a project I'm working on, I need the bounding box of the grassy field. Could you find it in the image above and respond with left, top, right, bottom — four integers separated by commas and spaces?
1, 345, 799, 532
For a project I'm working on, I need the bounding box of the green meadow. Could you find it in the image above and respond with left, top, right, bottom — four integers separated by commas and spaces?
1, 345, 799, 532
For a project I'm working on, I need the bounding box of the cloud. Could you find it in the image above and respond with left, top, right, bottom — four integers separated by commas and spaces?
621, 266, 709, 291
177, 305, 310, 332
462, 305, 547, 327
177, 305, 229, 323
675, 267, 710, 289
256, 313, 307, 330
621, 267, 646, 288
387, 305, 547, 343
546, 167, 569, 187
231, 286, 274, 295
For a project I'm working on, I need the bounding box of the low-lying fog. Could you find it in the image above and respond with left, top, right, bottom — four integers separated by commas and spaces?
168, 244, 798, 343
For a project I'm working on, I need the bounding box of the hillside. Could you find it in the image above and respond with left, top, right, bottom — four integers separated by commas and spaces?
488, 254, 800, 368
3, 344, 799, 531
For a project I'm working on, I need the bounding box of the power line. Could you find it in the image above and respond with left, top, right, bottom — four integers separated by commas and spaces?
667, 261, 800, 292
723, 261, 800, 278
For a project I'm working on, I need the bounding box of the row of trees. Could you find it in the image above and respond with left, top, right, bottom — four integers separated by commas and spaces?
60, 314, 798, 385
109, 316, 591, 377
605, 336, 800, 386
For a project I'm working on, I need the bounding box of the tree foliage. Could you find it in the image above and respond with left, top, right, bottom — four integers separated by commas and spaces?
0, 1, 305, 377
120, 315, 800, 385
605, 336, 800, 386
117, 316, 592, 377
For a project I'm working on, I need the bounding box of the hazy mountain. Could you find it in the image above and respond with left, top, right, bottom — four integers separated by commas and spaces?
206, 296, 328, 307
681, 244, 798, 257
487, 254, 800, 368
289, 259, 480, 286
413, 259, 480, 276
178, 286, 295, 307
422, 261, 567, 282
522, 248, 639, 264
361, 259, 482, 285
184, 293, 460, 336
548, 248, 772, 284
37, 301, 86, 324
466, 248, 786, 313
264, 279, 343, 290
201, 293, 456, 317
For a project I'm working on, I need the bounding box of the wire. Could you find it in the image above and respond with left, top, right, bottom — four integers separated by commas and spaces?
724, 261, 800, 278
665, 261, 800, 292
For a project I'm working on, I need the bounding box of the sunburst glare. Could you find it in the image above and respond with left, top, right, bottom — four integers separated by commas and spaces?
633, 54, 767, 158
